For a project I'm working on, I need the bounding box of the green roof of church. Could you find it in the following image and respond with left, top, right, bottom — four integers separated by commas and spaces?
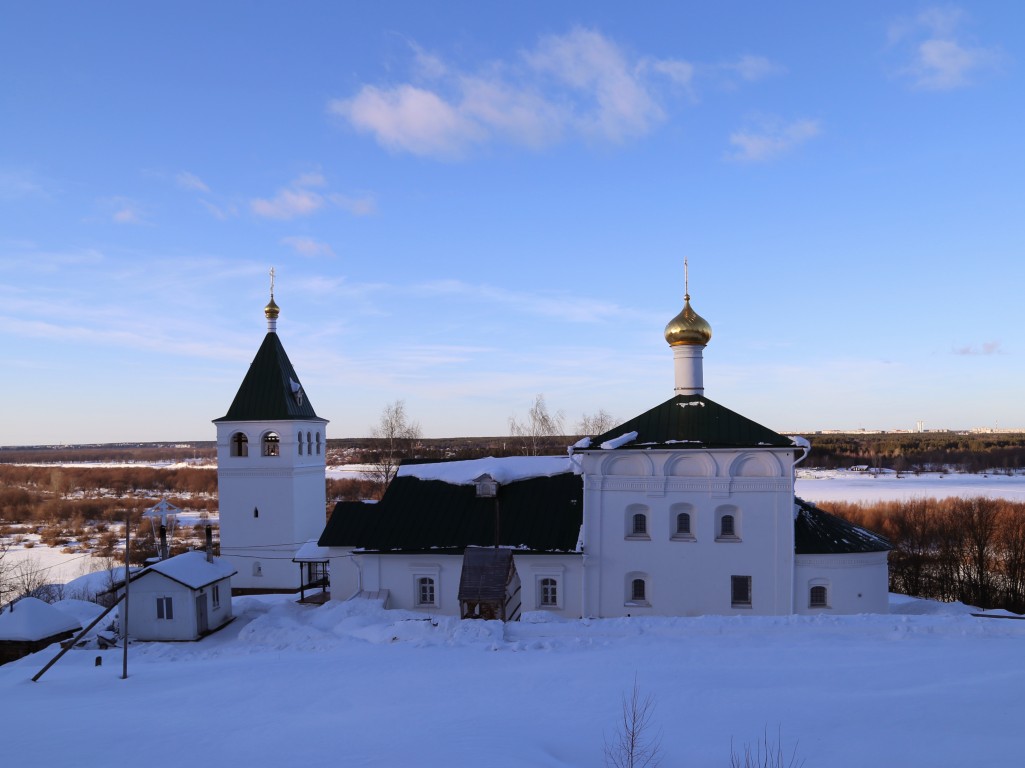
214, 332, 323, 422
319, 472, 583, 553
588, 394, 793, 450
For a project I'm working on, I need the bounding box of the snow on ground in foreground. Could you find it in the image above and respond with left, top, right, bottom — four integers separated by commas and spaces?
3, 594, 1023, 768
796, 468, 1025, 504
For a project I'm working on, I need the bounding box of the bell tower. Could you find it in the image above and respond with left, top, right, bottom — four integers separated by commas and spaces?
214, 273, 329, 592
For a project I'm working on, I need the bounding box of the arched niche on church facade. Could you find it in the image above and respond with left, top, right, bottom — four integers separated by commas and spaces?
728, 451, 781, 478
601, 453, 654, 477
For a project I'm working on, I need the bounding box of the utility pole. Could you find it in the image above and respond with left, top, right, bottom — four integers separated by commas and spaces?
121, 510, 130, 680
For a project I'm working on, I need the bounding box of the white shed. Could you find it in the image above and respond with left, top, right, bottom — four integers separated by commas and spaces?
119, 552, 237, 641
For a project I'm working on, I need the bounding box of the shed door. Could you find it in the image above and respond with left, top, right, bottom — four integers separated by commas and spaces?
196, 594, 209, 635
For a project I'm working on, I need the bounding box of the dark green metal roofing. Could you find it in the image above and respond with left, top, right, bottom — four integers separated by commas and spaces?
794, 498, 892, 554
588, 395, 793, 450
319, 472, 583, 553
214, 332, 322, 422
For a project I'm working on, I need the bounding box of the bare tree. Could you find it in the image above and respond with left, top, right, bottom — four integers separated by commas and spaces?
603, 679, 662, 768
578, 409, 617, 436
0, 538, 12, 608
509, 394, 565, 456
369, 400, 423, 490
730, 728, 804, 768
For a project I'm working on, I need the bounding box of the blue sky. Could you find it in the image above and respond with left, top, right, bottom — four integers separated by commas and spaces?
2, 2, 1024, 445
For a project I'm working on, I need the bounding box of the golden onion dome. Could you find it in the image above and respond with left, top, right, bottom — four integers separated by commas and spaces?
664, 294, 712, 346
264, 295, 280, 320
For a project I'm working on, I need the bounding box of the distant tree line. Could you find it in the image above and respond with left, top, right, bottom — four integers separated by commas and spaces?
831, 497, 1025, 613
807, 433, 1025, 473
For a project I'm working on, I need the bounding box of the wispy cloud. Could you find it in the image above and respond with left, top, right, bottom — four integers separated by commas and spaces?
720, 55, 785, 83
888, 7, 1002, 90
727, 116, 821, 162
102, 197, 149, 225
251, 173, 326, 219
329, 27, 696, 158
281, 236, 336, 258
954, 341, 1002, 355
0, 169, 51, 200
251, 173, 375, 220
175, 171, 210, 193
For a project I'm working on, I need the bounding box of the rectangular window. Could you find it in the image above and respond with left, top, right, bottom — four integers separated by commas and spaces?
211, 585, 220, 609
731, 576, 752, 608
417, 577, 436, 607
539, 578, 558, 607
156, 596, 174, 620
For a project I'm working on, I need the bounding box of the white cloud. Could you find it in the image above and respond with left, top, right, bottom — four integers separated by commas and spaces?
723, 55, 785, 82
889, 7, 1001, 90
200, 199, 237, 220
0, 169, 50, 200
329, 27, 692, 158
104, 197, 148, 224
954, 341, 1002, 356
175, 171, 210, 193
329, 193, 377, 217
249, 173, 325, 218
727, 117, 821, 162
281, 236, 336, 258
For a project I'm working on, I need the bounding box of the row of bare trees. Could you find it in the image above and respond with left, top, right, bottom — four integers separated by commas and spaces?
831, 497, 1025, 612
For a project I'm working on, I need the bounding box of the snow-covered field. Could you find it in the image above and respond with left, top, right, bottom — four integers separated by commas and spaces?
2, 594, 1023, 767
4, 471, 1025, 767
796, 468, 1025, 504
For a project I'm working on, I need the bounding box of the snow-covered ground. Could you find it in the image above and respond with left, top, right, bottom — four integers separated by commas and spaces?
2, 593, 1022, 767
4, 470, 1025, 767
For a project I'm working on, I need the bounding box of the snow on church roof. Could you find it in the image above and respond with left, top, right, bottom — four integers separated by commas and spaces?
0, 597, 81, 642
397, 455, 575, 484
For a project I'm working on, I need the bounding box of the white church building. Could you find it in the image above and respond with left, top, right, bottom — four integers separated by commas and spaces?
216, 285, 890, 616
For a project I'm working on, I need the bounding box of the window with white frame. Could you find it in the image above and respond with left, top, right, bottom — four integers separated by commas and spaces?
539, 577, 559, 608
416, 576, 436, 607
297, 430, 304, 455
307, 431, 312, 455
731, 575, 752, 608
156, 596, 174, 620
716, 505, 741, 541
316, 432, 322, 455
625, 504, 650, 539
809, 584, 829, 608
211, 584, 221, 610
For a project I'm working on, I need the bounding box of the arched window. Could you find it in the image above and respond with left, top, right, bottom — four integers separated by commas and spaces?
262, 431, 280, 457
297, 430, 303, 455
676, 512, 691, 536
539, 577, 558, 607
307, 431, 312, 455
810, 585, 828, 608
230, 432, 248, 457
316, 432, 321, 455
416, 577, 436, 607
632, 513, 647, 536
720, 514, 735, 537
716, 505, 740, 540
626, 504, 650, 539
631, 578, 646, 602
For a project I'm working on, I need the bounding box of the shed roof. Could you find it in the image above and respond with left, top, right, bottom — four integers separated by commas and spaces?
794, 498, 892, 554
587, 395, 794, 450
141, 551, 238, 590
320, 465, 583, 553
214, 332, 324, 422
0, 597, 81, 642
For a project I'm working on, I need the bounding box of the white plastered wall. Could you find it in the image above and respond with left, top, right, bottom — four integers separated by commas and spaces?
794, 551, 889, 614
